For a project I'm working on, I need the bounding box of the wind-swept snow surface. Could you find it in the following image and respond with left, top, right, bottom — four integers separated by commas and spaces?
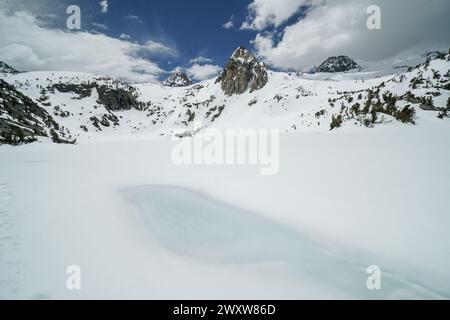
1, 127, 449, 299
123, 185, 446, 299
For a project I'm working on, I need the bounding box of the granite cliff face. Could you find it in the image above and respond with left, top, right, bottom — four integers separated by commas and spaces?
216, 46, 268, 96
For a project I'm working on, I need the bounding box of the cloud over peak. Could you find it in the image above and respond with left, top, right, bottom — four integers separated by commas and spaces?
247, 0, 450, 71
186, 64, 222, 81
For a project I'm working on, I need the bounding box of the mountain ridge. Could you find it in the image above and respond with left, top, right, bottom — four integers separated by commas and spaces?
0, 48, 449, 145
215, 46, 268, 96
0, 61, 20, 75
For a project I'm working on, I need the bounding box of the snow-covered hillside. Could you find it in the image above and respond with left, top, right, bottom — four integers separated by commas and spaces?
1, 47, 449, 144
0, 61, 19, 75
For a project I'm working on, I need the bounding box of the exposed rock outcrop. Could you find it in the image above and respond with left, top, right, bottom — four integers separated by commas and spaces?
216, 46, 268, 96
51, 81, 145, 111
316, 56, 360, 73
0, 79, 74, 145
163, 72, 193, 87
0, 61, 20, 74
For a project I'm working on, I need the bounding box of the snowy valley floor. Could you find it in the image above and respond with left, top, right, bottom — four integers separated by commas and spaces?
1, 126, 450, 299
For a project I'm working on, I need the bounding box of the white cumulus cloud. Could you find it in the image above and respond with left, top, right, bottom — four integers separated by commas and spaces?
141, 40, 177, 57
222, 15, 235, 29
241, 0, 310, 30
250, 0, 450, 71
223, 21, 234, 29
0, 10, 176, 83
100, 0, 108, 13
119, 33, 131, 40
186, 64, 222, 81
123, 15, 143, 24
189, 56, 213, 65
92, 22, 108, 30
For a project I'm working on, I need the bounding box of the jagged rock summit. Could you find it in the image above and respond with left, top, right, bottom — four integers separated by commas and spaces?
216, 46, 268, 96
162, 71, 193, 87
0, 61, 20, 74
316, 56, 360, 73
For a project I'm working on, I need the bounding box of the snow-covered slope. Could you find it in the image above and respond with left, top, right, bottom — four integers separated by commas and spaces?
0, 79, 74, 144
1, 49, 449, 145
0, 61, 20, 75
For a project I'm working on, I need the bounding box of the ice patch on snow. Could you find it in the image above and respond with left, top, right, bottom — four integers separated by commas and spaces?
122, 185, 448, 299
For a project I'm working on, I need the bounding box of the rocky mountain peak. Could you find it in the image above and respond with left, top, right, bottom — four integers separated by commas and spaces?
162, 71, 193, 87
316, 56, 360, 73
0, 61, 20, 74
230, 46, 257, 63
216, 46, 268, 96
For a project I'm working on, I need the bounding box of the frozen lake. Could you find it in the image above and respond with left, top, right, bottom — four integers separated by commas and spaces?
123, 185, 447, 299
1, 131, 449, 299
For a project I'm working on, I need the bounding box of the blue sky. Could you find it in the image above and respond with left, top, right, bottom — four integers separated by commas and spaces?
75, 0, 257, 70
